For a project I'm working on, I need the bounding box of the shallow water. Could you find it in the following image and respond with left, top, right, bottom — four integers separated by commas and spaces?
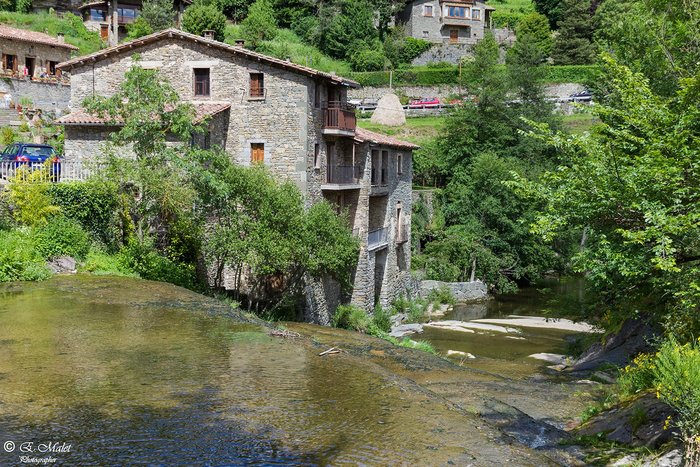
0, 275, 566, 466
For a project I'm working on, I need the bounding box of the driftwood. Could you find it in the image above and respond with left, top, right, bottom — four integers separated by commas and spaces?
318, 347, 341, 356
268, 329, 301, 339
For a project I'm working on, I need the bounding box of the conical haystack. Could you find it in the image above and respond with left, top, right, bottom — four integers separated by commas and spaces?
370, 93, 406, 126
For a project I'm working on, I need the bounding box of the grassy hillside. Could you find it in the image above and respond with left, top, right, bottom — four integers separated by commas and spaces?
225, 26, 352, 76
0, 11, 102, 55
358, 117, 443, 146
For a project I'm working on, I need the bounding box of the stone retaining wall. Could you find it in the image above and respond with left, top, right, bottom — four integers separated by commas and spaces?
420, 279, 489, 302
0, 78, 70, 113
349, 83, 585, 102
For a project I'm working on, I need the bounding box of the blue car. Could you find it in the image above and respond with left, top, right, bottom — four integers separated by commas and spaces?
0, 143, 61, 180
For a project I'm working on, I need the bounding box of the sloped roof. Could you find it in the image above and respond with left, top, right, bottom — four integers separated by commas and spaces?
56, 102, 231, 125
0, 24, 79, 51
57, 28, 360, 88
354, 127, 420, 150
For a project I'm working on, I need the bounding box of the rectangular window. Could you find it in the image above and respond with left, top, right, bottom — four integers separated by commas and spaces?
251, 143, 264, 164
397, 153, 403, 175
194, 68, 210, 97
447, 6, 467, 17
381, 150, 389, 184
422, 30, 429, 38
3, 54, 16, 72
423, 4, 433, 16
472, 8, 480, 20
314, 143, 320, 169
250, 73, 264, 98
90, 8, 107, 21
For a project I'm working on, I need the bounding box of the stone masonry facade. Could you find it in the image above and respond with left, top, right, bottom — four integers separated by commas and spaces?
57, 29, 417, 324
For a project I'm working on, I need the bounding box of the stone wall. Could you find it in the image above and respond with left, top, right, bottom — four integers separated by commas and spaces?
350, 83, 586, 102
411, 43, 474, 66
0, 39, 73, 76
0, 78, 70, 113
420, 280, 489, 301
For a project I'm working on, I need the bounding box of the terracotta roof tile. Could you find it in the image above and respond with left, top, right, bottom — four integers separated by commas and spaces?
354, 127, 420, 150
56, 102, 231, 125
0, 24, 78, 51
57, 28, 359, 88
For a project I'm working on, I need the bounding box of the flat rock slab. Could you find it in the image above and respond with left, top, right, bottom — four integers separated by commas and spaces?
473, 316, 599, 333
389, 323, 423, 338
424, 320, 521, 334
528, 353, 567, 365
446, 350, 475, 359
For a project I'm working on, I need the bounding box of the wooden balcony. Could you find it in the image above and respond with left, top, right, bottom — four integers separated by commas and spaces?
322, 164, 362, 190
322, 101, 356, 137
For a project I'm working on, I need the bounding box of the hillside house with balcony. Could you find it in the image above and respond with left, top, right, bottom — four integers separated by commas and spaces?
398, 0, 494, 45
56, 28, 418, 324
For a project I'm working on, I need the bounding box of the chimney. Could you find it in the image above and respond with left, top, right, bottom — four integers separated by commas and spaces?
234, 39, 245, 47
202, 30, 214, 40
56, 32, 65, 43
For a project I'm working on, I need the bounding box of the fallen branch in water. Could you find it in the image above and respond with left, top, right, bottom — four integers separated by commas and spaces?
318, 347, 341, 356
268, 329, 301, 339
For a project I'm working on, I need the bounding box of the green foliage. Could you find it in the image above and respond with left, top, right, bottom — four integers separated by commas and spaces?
521, 56, 700, 336
427, 285, 455, 306
15, 0, 30, 13
0, 190, 14, 231
551, 0, 596, 65
386, 336, 437, 354
241, 0, 278, 48
119, 237, 198, 289
383, 28, 432, 68
182, 1, 226, 41
0, 127, 16, 146
533, 0, 564, 28
47, 181, 119, 248
0, 11, 101, 54
131, 0, 175, 37
491, 11, 527, 30
594, 0, 700, 96
8, 168, 61, 227
126, 17, 154, 40
332, 304, 371, 332
80, 249, 137, 277
371, 304, 392, 333
515, 12, 553, 58
319, 0, 377, 59
0, 228, 51, 282
617, 353, 657, 398
217, 0, 250, 22
34, 216, 91, 260
349, 47, 386, 72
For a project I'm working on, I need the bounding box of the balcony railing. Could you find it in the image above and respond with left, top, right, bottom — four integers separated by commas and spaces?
371, 167, 388, 186
326, 164, 361, 185
323, 101, 356, 134
368, 227, 388, 250
397, 222, 410, 244
0, 161, 97, 184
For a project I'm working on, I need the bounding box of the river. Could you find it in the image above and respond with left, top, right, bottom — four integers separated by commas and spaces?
0, 275, 599, 465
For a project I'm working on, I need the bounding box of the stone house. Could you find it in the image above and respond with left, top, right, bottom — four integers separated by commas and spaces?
80, 0, 190, 46
55, 28, 418, 323
398, 0, 495, 45
0, 25, 77, 79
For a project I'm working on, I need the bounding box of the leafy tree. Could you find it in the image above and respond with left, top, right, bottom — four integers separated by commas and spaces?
520, 56, 700, 338
515, 13, 553, 58
182, 1, 226, 41
594, 0, 700, 96
383, 27, 432, 68
320, 0, 377, 59
551, 0, 596, 64
533, 0, 564, 28
349, 47, 386, 71
240, 0, 278, 48
218, 0, 252, 22
127, 0, 174, 39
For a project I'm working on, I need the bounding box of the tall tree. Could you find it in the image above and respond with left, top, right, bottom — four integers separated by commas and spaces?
320, 0, 377, 59
241, 0, 278, 48
551, 0, 596, 64
182, 1, 227, 41
127, 0, 175, 39
515, 13, 553, 58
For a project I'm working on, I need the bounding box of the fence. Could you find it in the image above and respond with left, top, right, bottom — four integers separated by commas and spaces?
0, 161, 97, 184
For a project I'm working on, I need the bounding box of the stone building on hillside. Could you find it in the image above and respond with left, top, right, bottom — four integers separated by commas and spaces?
56, 28, 417, 323
399, 0, 495, 45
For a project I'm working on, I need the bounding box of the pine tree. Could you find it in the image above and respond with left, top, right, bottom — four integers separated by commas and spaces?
240, 0, 278, 48
551, 0, 596, 64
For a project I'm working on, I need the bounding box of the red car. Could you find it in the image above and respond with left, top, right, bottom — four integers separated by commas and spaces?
408, 97, 440, 108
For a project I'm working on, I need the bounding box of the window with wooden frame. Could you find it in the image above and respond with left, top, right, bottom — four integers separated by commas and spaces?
471, 8, 481, 20
193, 68, 210, 97
423, 4, 433, 16
251, 143, 264, 164
3, 54, 16, 72
250, 72, 264, 98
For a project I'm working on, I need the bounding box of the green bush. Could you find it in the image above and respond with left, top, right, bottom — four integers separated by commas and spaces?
35, 216, 91, 260
350, 48, 386, 72
0, 190, 14, 231
542, 65, 600, 83
0, 228, 51, 282
370, 304, 392, 333
332, 304, 371, 332
492, 11, 526, 29
118, 237, 198, 289
182, 2, 226, 41
617, 352, 656, 398
427, 285, 456, 306
8, 168, 61, 227
80, 250, 137, 277
1, 127, 16, 146
48, 181, 119, 248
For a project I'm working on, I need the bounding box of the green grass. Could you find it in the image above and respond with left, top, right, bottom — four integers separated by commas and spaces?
0, 11, 102, 55
358, 116, 445, 146
225, 26, 352, 76
561, 112, 600, 134
486, 0, 534, 15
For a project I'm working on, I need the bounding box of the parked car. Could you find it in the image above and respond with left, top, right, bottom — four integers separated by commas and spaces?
569, 89, 593, 101
0, 143, 61, 180
408, 97, 440, 108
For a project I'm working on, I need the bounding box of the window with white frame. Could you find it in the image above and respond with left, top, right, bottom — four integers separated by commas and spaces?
471, 8, 481, 20
423, 4, 433, 16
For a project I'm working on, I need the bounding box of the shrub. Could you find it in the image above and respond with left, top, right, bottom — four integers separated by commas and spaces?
652, 338, 700, 463
8, 167, 61, 227
1, 127, 16, 146
182, 2, 226, 41
370, 304, 392, 334
35, 216, 91, 260
350, 47, 386, 72
80, 250, 137, 277
332, 304, 371, 332
118, 237, 198, 289
48, 181, 119, 248
427, 285, 456, 306
240, 0, 278, 48
617, 352, 656, 398
0, 228, 51, 282
0, 190, 14, 231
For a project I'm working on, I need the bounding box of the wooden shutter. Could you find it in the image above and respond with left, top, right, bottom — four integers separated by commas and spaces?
251, 143, 264, 164
450, 30, 458, 43
250, 73, 264, 98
